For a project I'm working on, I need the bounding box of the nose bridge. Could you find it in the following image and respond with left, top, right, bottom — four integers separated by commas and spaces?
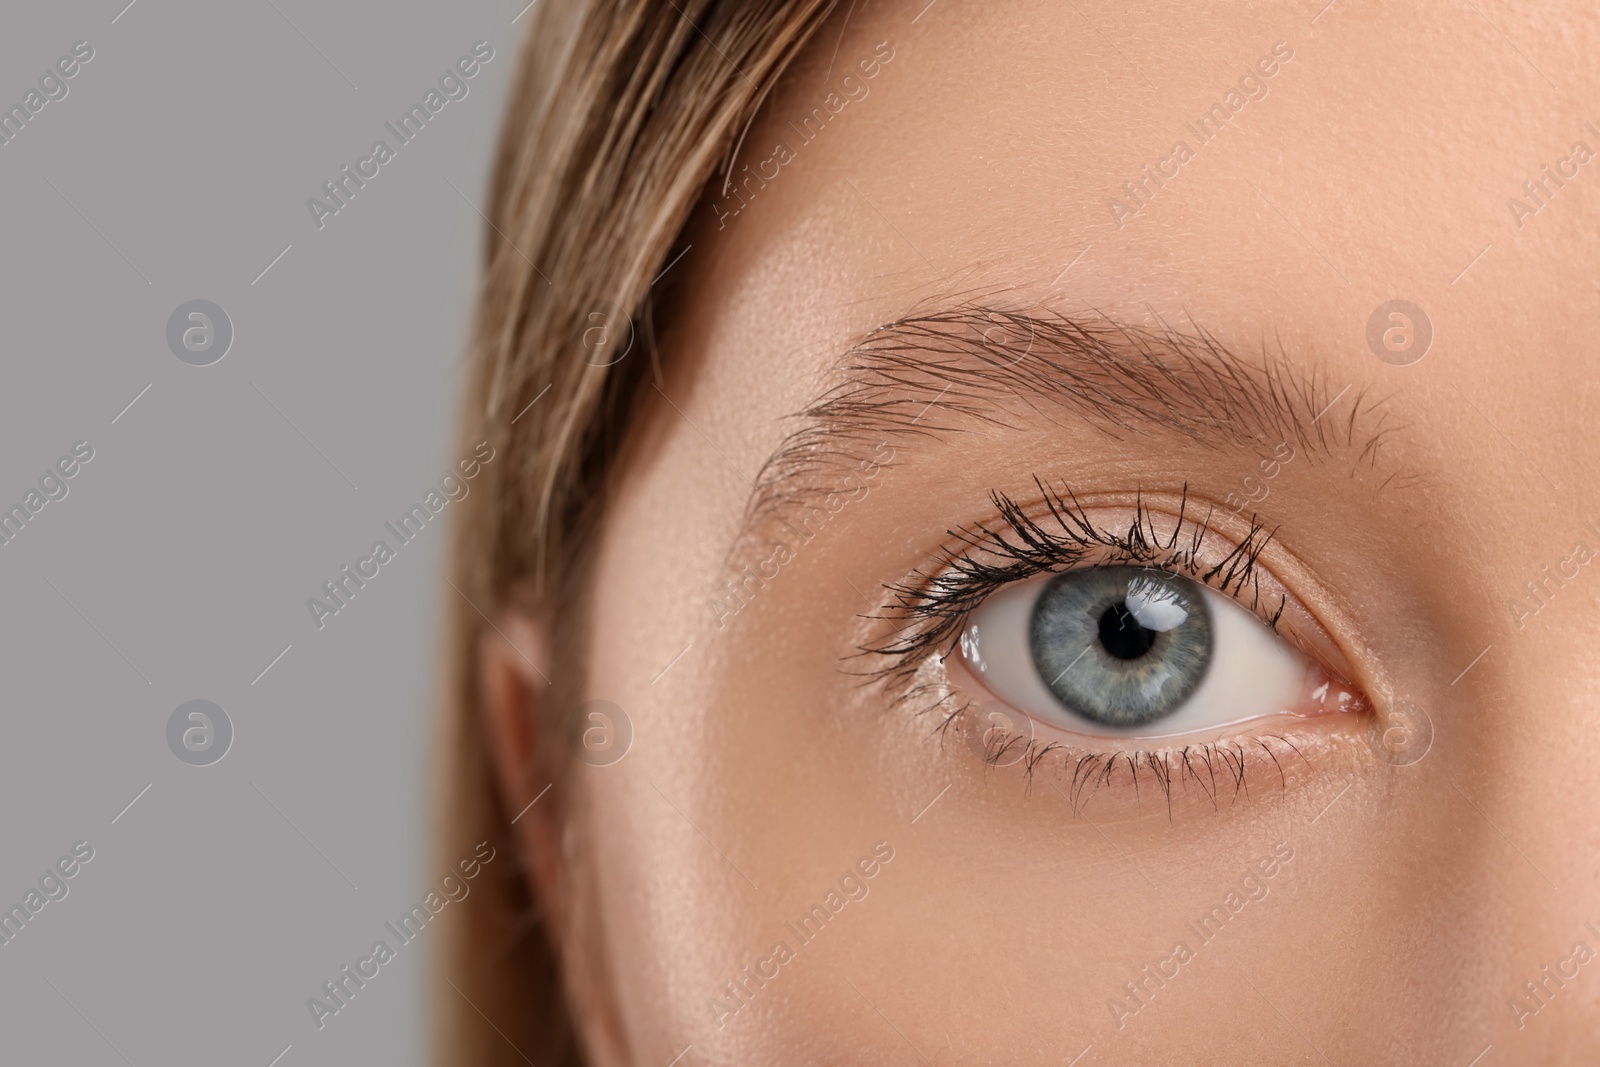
1445, 525, 1600, 1043
1503, 525, 1600, 638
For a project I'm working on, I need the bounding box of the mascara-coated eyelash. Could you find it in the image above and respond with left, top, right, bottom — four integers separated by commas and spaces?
860, 478, 1283, 684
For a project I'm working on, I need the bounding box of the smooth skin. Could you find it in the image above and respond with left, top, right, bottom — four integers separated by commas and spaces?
485, 2, 1600, 1063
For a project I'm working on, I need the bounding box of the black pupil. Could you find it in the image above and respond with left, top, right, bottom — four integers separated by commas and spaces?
1097, 602, 1158, 660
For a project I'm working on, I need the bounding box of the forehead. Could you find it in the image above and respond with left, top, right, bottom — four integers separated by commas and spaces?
677, 0, 1594, 375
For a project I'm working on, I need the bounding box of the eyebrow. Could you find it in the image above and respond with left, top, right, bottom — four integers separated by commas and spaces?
734, 303, 1400, 545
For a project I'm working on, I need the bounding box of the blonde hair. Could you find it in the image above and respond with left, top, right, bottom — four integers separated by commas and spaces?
436, 2, 838, 1062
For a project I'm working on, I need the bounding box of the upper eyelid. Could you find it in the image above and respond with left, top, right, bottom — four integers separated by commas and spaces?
859, 483, 1286, 674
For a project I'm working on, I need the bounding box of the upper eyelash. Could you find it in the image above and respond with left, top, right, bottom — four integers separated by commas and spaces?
857, 477, 1284, 683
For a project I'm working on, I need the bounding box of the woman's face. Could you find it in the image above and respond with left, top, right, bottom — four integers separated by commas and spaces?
519, 1, 1600, 1061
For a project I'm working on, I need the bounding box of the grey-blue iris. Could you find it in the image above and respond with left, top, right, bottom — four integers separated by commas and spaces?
1027, 567, 1213, 727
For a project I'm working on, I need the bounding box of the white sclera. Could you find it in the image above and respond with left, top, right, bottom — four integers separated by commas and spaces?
959, 572, 1307, 740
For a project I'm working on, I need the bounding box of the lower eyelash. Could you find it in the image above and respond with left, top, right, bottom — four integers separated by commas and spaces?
900, 675, 1325, 816
953, 705, 1314, 817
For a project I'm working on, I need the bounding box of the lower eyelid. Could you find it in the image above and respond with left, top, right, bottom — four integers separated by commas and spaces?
933, 603, 1371, 809
869, 624, 1371, 814
951, 683, 1371, 815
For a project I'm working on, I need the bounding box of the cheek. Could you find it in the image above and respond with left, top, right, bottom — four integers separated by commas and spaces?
574, 394, 762, 1040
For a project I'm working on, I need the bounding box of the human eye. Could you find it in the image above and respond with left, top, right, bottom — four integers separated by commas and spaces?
861, 481, 1366, 804
959, 566, 1318, 738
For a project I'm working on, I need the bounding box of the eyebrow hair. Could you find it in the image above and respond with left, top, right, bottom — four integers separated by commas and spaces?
734, 303, 1401, 545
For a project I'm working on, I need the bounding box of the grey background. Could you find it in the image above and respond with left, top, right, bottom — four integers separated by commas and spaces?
0, 1, 528, 1062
